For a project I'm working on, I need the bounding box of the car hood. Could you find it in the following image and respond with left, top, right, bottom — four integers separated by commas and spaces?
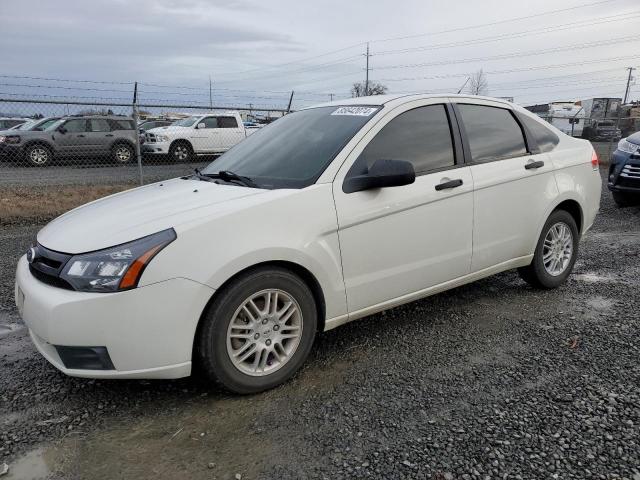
147, 126, 191, 135
38, 178, 269, 254
627, 131, 640, 144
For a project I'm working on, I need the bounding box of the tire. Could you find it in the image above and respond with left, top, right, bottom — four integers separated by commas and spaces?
612, 191, 638, 208
112, 143, 134, 164
168, 141, 193, 163
24, 144, 52, 167
195, 266, 317, 394
518, 210, 579, 289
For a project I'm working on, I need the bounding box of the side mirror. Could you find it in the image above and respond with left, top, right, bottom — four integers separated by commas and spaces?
343, 159, 415, 194
57, 126, 67, 134
196, 123, 206, 129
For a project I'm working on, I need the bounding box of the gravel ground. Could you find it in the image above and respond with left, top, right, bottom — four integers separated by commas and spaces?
1, 171, 639, 480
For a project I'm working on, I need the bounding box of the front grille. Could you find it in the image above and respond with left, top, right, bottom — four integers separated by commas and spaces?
28, 244, 74, 290
620, 164, 640, 179
145, 133, 157, 143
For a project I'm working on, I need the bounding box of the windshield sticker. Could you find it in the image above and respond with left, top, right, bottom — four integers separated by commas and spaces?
331, 107, 377, 116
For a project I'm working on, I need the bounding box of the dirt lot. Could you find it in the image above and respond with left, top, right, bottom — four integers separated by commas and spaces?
1, 171, 639, 480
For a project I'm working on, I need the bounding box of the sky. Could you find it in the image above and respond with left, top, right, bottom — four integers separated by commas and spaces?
0, 0, 638, 111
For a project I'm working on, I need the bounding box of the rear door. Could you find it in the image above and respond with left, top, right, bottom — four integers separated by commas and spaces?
87, 118, 113, 156
333, 100, 474, 314
216, 116, 245, 150
452, 100, 557, 272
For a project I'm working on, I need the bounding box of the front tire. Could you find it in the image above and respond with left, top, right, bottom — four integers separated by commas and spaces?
518, 210, 579, 289
612, 191, 638, 208
168, 141, 193, 163
24, 144, 52, 167
195, 267, 317, 394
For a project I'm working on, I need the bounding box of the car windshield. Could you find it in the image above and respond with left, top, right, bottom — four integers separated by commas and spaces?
35, 118, 59, 130
202, 106, 381, 189
16, 120, 37, 130
171, 117, 199, 127
45, 119, 65, 131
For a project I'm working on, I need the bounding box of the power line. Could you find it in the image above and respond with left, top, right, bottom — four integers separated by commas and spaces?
371, 35, 640, 71
370, 0, 621, 43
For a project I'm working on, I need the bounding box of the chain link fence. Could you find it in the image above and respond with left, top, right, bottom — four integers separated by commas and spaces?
0, 98, 288, 188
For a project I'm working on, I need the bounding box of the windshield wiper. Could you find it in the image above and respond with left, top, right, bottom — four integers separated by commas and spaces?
202, 170, 259, 188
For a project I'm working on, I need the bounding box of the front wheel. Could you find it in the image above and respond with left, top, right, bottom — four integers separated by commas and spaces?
112, 143, 134, 164
518, 210, 579, 289
195, 267, 317, 394
24, 144, 52, 166
168, 141, 193, 163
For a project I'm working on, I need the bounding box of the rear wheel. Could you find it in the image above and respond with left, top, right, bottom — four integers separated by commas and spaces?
169, 141, 193, 163
195, 267, 317, 394
24, 144, 52, 167
112, 143, 134, 164
518, 210, 579, 289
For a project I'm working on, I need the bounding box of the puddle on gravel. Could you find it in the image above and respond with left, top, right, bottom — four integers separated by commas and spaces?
3, 448, 51, 480
573, 272, 619, 284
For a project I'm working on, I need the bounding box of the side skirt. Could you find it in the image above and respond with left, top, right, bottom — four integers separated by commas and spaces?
323, 255, 533, 332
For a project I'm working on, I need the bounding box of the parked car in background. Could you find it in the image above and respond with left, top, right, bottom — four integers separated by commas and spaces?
143, 111, 246, 161
15, 95, 601, 394
608, 132, 640, 206
0, 115, 137, 166
6, 117, 60, 133
0, 117, 29, 129
582, 120, 621, 142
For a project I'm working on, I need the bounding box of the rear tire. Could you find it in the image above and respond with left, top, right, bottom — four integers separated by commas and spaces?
24, 144, 52, 167
112, 143, 134, 164
168, 141, 193, 163
195, 266, 317, 394
518, 210, 579, 289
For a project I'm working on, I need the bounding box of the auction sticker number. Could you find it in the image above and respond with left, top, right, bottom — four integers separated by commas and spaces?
331, 107, 377, 116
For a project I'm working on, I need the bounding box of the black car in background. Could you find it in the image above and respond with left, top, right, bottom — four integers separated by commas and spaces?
608, 131, 640, 207
0, 115, 137, 166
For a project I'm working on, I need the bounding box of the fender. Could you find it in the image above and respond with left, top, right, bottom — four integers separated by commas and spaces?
529, 192, 584, 256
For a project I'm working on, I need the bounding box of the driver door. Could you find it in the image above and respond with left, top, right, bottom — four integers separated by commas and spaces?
333, 100, 474, 314
192, 116, 220, 153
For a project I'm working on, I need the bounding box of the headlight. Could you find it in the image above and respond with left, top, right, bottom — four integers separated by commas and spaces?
156, 135, 170, 142
60, 229, 176, 292
0, 135, 20, 144
618, 138, 640, 155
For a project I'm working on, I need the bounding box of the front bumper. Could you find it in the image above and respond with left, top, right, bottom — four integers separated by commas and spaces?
142, 142, 170, 154
0, 143, 22, 160
608, 150, 640, 193
15, 256, 214, 379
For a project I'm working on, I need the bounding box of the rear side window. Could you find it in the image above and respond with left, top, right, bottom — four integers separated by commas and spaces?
109, 119, 134, 130
218, 116, 239, 128
458, 104, 527, 162
90, 119, 111, 132
350, 104, 455, 176
519, 114, 560, 153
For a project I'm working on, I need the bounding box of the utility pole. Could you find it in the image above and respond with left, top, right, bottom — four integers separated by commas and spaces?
287, 91, 295, 113
209, 76, 213, 110
364, 42, 370, 96
132, 81, 143, 186
329, 93, 334, 102
623, 67, 635, 104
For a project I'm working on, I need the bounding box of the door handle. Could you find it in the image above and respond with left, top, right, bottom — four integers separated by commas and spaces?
525, 160, 545, 170
77, 134, 85, 138
105, 134, 114, 137
435, 179, 463, 191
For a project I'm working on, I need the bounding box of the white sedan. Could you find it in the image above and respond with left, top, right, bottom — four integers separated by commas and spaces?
15, 94, 601, 393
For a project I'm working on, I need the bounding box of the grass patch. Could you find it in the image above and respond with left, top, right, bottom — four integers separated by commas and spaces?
0, 183, 136, 225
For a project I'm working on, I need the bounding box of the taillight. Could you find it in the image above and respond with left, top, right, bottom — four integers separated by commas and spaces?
591, 151, 599, 170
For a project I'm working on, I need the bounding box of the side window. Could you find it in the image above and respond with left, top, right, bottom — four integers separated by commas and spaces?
218, 116, 239, 128
349, 104, 455, 176
201, 117, 218, 128
519, 114, 560, 153
458, 104, 527, 162
63, 119, 88, 133
90, 119, 111, 132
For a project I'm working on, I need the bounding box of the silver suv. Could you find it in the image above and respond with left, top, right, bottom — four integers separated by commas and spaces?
0, 115, 138, 166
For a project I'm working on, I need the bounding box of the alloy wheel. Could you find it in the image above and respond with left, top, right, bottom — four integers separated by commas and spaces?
226, 289, 303, 376
542, 222, 573, 276
29, 147, 49, 165
114, 146, 132, 163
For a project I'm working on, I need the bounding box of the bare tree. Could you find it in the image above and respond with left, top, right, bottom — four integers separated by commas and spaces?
468, 69, 489, 96
351, 81, 388, 97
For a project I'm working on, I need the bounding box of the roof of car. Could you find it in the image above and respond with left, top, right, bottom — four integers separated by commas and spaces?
307, 93, 514, 108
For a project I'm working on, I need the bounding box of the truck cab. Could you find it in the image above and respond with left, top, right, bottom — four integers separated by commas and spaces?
143, 111, 247, 161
